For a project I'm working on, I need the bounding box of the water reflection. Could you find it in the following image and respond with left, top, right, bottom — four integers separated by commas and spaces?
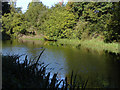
2, 40, 120, 88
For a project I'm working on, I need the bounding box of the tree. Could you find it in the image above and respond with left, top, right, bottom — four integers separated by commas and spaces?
25, 2, 47, 32
2, 2, 27, 40
67, 2, 120, 42
104, 2, 120, 42
40, 4, 76, 39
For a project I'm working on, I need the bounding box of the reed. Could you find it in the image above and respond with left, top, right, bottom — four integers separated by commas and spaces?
57, 39, 119, 53
2, 49, 87, 89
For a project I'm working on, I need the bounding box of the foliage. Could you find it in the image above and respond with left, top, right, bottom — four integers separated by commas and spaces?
40, 5, 76, 40
24, 2, 47, 32
2, 2, 28, 40
2, 1, 120, 43
104, 2, 120, 42
2, 12, 27, 39
70, 2, 120, 42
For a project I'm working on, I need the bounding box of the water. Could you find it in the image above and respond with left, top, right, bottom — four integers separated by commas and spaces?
2, 39, 120, 88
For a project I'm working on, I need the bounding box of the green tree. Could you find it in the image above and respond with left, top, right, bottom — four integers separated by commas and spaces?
104, 2, 120, 42
24, 1, 47, 32
40, 4, 76, 40
68, 2, 120, 42
2, 2, 28, 40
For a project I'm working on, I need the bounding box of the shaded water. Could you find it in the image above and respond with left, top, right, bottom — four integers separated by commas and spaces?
2, 39, 120, 88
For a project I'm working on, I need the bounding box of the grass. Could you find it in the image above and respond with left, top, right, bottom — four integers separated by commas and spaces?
2, 48, 88, 89
58, 39, 81, 46
57, 39, 119, 54
18, 34, 44, 41
80, 39, 118, 53
23, 38, 44, 41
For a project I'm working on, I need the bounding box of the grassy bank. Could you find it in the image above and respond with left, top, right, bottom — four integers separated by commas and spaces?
57, 39, 119, 54
18, 35, 119, 53
18, 34, 44, 41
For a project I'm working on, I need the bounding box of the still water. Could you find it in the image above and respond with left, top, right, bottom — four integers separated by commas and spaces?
2, 39, 120, 88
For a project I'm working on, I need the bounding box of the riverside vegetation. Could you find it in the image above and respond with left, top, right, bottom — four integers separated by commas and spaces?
1, 1, 120, 53
1, 1, 120, 89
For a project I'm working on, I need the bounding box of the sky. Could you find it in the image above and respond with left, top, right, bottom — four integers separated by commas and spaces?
16, 0, 68, 13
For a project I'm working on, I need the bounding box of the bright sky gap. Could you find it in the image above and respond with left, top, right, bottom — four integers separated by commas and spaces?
16, 0, 68, 13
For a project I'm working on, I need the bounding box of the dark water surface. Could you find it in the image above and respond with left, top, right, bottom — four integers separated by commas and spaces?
2, 40, 120, 88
